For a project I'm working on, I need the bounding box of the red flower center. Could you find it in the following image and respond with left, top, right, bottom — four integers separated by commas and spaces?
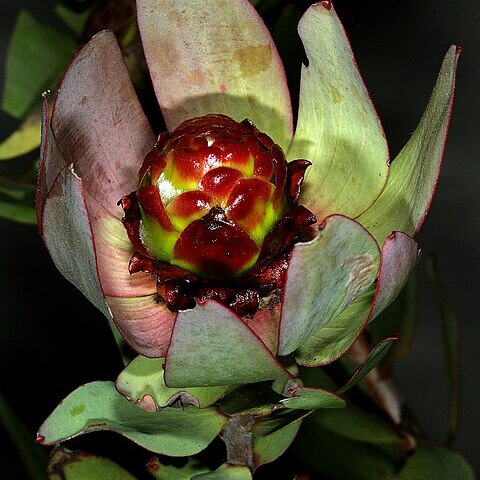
120, 114, 315, 314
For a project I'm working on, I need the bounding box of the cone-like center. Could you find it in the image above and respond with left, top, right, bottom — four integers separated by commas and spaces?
120, 114, 315, 313
129, 114, 292, 279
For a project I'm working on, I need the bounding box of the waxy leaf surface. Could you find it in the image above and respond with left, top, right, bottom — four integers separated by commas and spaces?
252, 417, 302, 468
51, 30, 154, 218
279, 215, 380, 356
106, 295, 176, 358
358, 46, 460, 243
38, 381, 226, 456
136, 0, 293, 150
42, 165, 109, 317
296, 232, 418, 365
288, 2, 388, 220
116, 355, 226, 410
337, 337, 397, 394
193, 464, 252, 480
148, 458, 210, 480
48, 448, 137, 480
280, 387, 345, 410
165, 301, 291, 387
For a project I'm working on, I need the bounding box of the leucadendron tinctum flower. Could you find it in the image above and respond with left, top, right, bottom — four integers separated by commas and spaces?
119, 113, 314, 313
35, 0, 459, 470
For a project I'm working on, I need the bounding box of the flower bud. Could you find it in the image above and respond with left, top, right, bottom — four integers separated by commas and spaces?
123, 114, 297, 280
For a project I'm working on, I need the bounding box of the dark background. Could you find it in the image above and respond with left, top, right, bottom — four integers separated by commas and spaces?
1, 0, 478, 477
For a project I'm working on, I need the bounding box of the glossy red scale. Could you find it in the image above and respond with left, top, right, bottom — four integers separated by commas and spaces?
220, 141, 253, 175
173, 207, 259, 279
198, 167, 244, 205
138, 132, 170, 180
166, 190, 212, 221
225, 178, 274, 232
170, 147, 219, 185
118, 192, 150, 257
271, 145, 287, 210
254, 151, 275, 180
137, 185, 175, 231
286, 159, 312, 203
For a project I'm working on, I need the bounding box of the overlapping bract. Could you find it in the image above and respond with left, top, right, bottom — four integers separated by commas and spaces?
36, 0, 459, 388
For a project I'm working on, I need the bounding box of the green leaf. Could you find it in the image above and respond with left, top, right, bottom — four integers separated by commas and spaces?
193, 463, 252, 480
295, 231, 418, 366
288, 2, 388, 220
55, 3, 93, 35
38, 381, 226, 456
295, 286, 375, 366
117, 356, 226, 410
147, 458, 210, 480
136, 0, 293, 150
0, 111, 41, 160
0, 194, 36, 224
48, 447, 137, 480
293, 417, 400, 480
311, 403, 404, 447
280, 387, 345, 411
0, 390, 47, 480
0, 172, 37, 224
426, 254, 460, 445
165, 300, 291, 387
41, 165, 109, 316
252, 417, 302, 468
337, 337, 397, 394
2, 10, 77, 119
358, 46, 461, 244
279, 215, 380, 356
398, 442, 475, 480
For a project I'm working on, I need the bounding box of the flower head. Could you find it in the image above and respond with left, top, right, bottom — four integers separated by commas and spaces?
36, 0, 459, 384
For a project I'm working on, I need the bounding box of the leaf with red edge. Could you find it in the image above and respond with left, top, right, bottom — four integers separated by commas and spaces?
165, 300, 292, 387
337, 337, 398, 394
295, 232, 418, 366
47, 447, 137, 480
358, 46, 461, 244
38, 381, 226, 457
252, 416, 302, 469
42, 164, 108, 317
280, 387, 345, 410
50, 30, 154, 219
288, 2, 388, 220
368, 271, 417, 375
37, 92, 66, 230
116, 355, 226, 410
279, 215, 381, 357
147, 458, 210, 479
106, 295, 176, 359
84, 194, 156, 299
136, 0, 293, 150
